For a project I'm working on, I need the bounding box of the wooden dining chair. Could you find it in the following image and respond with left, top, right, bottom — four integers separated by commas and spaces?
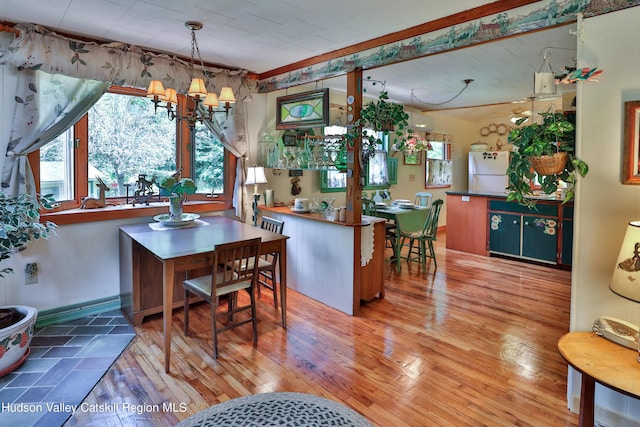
397, 199, 443, 273
183, 237, 262, 359
256, 216, 285, 308
414, 191, 433, 208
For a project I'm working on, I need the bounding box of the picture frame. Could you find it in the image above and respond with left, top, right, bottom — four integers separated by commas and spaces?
282, 131, 298, 146
623, 100, 640, 184
403, 151, 422, 165
276, 88, 329, 130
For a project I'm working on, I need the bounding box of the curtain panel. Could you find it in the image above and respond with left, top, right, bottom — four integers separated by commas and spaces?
1, 23, 254, 215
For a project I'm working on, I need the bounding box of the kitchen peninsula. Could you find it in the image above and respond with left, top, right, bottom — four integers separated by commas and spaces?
261, 206, 386, 315
446, 192, 573, 267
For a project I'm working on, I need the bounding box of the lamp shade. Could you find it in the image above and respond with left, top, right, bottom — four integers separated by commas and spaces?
218, 87, 236, 104
245, 166, 268, 186
610, 221, 640, 303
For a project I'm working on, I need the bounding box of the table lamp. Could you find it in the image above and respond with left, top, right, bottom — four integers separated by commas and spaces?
608, 221, 640, 360
245, 165, 268, 226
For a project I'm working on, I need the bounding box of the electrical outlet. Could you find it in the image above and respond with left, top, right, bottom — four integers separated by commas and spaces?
25, 263, 38, 285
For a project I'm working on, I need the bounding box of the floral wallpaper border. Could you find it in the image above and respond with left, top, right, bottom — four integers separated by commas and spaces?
257, 0, 640, 92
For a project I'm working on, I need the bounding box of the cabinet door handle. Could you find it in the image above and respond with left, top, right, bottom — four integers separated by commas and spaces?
513, 220, 518, 225
524, 221, 529, 226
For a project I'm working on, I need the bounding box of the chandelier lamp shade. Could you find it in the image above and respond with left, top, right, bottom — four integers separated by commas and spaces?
146, 21, 236, 128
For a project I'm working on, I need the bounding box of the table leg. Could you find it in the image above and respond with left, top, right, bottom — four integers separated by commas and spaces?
279, 240, 287, 328
579, 372, 595, 427
163, 259, 175, 373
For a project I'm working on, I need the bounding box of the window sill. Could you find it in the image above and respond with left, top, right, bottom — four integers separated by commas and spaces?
41, 200, 232, 225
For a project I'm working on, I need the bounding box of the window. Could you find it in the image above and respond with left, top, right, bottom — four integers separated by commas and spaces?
320, 126, 396, 192
425, 133, 452, 188
34, 86, 233, 221
88, 92, 177, 198
40, 128, 75, 201
192, 122, 225, 194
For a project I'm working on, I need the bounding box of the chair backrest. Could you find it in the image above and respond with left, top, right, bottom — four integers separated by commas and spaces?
214, 238, 262, 288
260, 217, 284, 265
261, 216, 284, 235
396, 208, 430, 236
422, 199, 443, 239
414, 192, 433, 208
362, 198, 377, 215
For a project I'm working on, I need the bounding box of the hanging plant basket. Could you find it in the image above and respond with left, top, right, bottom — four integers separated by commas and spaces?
529, 152, 568, 176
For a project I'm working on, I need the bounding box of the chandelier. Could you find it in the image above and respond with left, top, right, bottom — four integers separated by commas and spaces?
146, 21, 236, 128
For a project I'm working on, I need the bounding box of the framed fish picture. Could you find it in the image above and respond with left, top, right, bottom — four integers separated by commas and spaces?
276, 89, 329, 129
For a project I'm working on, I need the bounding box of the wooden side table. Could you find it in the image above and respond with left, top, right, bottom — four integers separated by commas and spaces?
557, 332, 640, 427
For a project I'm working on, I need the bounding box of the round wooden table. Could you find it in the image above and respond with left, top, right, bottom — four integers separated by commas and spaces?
557, 332, 640, 427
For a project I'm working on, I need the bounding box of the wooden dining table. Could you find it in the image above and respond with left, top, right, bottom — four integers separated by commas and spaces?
119, 216, 289, 373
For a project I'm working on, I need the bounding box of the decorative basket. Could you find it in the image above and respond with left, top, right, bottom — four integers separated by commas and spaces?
529, 152, 568, 175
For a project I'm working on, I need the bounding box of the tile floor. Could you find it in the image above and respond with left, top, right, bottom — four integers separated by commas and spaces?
0, 310, 136, 426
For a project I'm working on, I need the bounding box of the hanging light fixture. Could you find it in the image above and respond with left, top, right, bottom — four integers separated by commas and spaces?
146, 21, 236, 128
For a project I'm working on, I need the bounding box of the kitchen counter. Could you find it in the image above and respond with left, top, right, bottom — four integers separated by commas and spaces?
445, 190, 567, 202
261, 206, 386, 315
445, 192, 573, 266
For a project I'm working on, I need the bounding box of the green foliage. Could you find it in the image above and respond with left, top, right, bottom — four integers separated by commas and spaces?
506, 111, 588, 208
156, 177, 197, 197
0, 193, 57, 277
345, 91, 410, 159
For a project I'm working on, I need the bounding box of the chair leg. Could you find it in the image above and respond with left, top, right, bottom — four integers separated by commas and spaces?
212, 296, 220, 359
420, 240, 427, 273
429, 240, 437, 269
250, 287, 258, 347
183, 288, 190, 336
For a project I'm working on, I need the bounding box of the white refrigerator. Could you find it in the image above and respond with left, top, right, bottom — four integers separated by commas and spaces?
468, 151, 509, 194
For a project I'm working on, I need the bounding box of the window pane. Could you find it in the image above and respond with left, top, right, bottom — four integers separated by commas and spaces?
427, 141, 446, 160
40, 128, 74, 201
88, 93, 176, 197
192, 122, 224, 194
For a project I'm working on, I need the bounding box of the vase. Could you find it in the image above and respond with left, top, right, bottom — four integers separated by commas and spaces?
0, 305, 37, 377
169, 195, 183, 220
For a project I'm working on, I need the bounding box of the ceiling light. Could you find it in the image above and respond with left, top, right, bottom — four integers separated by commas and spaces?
534, 51, 557, 95
146, 21, 236, 128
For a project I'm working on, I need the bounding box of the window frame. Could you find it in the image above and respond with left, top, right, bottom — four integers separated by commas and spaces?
424, 139, 452, 189
33, 86, 236, 225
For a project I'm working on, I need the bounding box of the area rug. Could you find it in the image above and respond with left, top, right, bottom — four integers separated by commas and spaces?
0, 310, 135, 426
177, 392, 373, 427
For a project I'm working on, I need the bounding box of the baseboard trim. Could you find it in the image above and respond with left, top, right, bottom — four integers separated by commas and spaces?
36, 296, 122, 328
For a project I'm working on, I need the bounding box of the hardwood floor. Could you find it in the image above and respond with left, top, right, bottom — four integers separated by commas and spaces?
65, 231, 578, 426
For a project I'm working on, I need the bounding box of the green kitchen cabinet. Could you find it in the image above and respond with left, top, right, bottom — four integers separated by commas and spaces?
488, 200, 560, 265
488, 212, 520, 256
521, 216, 558, 262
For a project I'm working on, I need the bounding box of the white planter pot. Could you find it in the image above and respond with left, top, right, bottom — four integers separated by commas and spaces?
0, 305, 37, 376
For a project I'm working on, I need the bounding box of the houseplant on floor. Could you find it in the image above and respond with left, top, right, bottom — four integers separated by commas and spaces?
0, 192, 57, 375
506, 111, 589, 208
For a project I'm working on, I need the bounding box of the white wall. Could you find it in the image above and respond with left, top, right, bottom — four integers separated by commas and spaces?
570, 8, 640, 424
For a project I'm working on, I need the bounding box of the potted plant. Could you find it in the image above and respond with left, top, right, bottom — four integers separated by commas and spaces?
155, 172, 197, 219
506, 111, 588, 207
344, 91, 410, 160
0, 192, 57, 375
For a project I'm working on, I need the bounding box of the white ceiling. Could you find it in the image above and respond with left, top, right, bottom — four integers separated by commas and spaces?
0, 0, 579, 114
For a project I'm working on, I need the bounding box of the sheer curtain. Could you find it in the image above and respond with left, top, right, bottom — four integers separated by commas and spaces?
202, 91, 249, 219
1, 67, 109, 196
